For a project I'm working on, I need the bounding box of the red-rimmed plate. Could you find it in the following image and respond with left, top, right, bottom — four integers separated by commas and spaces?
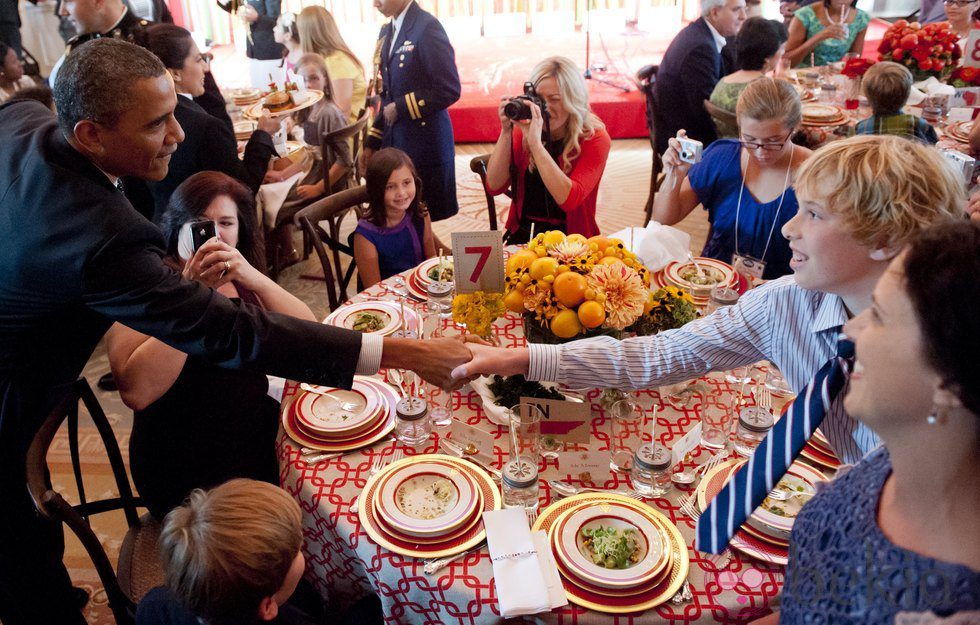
411, 257, 454, 287
533, 493, 688, 614
357, 454, 501, 558
375, 461, 480, 537
730, 528, 788, 566
323, 300, 419, 337
554, 503, 668, 589
549, 529, 672, 598
294, 379, 385, 436
663, 258, 737, 298
406, 270, 430, 300
741, 522, 790, 548
282, 377, 397, 451
800, 443, 841, 470
752, 462, 824, 533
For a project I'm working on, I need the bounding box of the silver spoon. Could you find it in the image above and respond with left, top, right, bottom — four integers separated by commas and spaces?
548, 480, 642, 500
299, 383, 359, 411
687, 252, 707, 280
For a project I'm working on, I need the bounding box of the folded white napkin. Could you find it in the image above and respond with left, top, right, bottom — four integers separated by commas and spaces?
631, 222, 692, 273
257, 171, 305, 229
483, 508, 567, 617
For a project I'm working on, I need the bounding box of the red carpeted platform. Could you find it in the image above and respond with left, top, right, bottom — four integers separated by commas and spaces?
447, 17, 889, 143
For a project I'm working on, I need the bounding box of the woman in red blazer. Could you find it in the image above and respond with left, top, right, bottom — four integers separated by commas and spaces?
485, 56, 611, 242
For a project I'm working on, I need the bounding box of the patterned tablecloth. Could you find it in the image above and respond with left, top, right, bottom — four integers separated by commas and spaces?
277, 270, 808, 624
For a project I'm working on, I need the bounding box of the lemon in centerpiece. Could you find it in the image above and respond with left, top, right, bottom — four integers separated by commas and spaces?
553, 271, 587, 308
551, 309, 583, 338
529, 257, 559, 281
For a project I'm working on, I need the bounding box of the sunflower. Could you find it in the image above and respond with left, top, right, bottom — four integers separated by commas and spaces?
586, 263, 647, 330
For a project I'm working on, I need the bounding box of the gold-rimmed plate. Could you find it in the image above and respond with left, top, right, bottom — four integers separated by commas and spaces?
242, 89, 324, 119
533, 493, 688, 614
283, 377, 397, 451
375, 461, 481, 537
357, 454, 501, 559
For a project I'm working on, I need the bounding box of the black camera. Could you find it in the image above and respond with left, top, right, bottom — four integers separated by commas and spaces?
503, 82, 548, 121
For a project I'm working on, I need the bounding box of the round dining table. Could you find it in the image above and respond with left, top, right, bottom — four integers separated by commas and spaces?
276, 262, 822, 624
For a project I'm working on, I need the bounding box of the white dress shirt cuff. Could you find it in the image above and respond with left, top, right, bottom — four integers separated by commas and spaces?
355, 334, 384, 376
527, 344, 562, 383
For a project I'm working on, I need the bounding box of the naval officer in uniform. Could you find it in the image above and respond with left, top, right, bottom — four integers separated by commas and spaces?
49, 0, 150, 86
364, 0, 461, 221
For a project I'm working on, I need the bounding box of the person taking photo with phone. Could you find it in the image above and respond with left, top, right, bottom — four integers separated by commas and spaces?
653, 77, 811, 280
484, 56, 610, 244
105, 172, 314, 520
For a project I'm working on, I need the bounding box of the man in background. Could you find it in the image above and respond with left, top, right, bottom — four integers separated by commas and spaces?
48, 0, 150, 85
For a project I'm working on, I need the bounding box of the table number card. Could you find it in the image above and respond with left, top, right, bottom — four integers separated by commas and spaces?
964, 28, 980, 68
520, 396, 591, 444
450, 231, 504, 294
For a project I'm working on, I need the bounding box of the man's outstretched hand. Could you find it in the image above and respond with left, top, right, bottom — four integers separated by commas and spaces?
450, 343, 529, 381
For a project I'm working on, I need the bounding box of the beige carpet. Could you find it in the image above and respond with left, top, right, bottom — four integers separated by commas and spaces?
58, 139, 709, 623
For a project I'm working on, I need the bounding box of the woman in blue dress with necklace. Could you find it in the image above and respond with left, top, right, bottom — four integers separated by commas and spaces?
785, 0, 869, 67
653, 77, 812, 280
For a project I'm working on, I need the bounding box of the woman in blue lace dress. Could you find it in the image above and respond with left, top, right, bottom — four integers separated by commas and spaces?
785, 0, 869, 67
773, 220, 980, 623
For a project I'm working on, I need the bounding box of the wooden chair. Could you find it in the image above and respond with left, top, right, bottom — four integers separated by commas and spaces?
269, 111, 370, 281
26, 378, 164, 625
636, 64, 664, 225
468, 153, 504, 231
294, 185, 368, 310
704, 99, 738, 139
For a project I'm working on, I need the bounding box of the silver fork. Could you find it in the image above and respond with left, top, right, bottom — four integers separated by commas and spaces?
679, 491, 701, 519
299, 384, 359, 411
758, 384, 773, 415
525, 506, 539, 527
351, 448, 403, 515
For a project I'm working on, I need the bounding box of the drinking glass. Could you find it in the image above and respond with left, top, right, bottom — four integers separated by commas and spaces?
699, 400, 735, 449
608, 399, 645, 473
426, 280, 453, 320
507, 403, 546, 462
705, 285, 739, 315
764, 365, 794, 397
426, 382, 454, 429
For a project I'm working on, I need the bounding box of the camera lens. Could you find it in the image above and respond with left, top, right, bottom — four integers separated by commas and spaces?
503, 98, 531, 121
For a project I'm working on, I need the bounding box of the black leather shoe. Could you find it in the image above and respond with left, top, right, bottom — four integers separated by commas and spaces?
97, 372, 117, 391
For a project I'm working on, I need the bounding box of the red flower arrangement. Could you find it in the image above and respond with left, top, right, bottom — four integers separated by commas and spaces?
877, 19, 961, 80
950, 65, 980, 88
841, 56, 875, 78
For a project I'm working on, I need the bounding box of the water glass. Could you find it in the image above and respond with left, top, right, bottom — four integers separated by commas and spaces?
427, 281, 453, 320
507, 403, 546, 462
426, 382, 454, 429
608, 399, 645, 473
699, 401, 734, 449
764, 365, 793, 397
705, 285, 739, 315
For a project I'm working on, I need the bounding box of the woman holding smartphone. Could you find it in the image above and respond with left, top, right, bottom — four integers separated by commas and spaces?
105, 172, 315, 520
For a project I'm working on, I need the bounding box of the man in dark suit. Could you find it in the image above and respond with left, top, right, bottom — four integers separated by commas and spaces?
363, 0, 461, 221
217, 0, 287, 87
0, 39, 472, 625
655, 0, 747, 155
49, 0, 150, 85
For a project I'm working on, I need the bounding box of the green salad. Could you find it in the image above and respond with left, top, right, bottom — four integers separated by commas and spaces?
580, 526, 641, 569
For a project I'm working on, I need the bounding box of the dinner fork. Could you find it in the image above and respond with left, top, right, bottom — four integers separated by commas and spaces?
299, 383, 359, 411
758, 384, 773, 415
679, 491, 701, 520
525, 506, 539, 527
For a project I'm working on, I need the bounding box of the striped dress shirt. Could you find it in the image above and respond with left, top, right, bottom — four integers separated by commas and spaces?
526, 276, 880, 464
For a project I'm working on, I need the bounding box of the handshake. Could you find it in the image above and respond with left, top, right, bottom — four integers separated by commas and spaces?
384, 335, 528, 390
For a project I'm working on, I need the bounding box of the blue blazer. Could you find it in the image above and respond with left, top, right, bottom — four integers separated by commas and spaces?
366, 1, 461, 220
655, 18, 735, 154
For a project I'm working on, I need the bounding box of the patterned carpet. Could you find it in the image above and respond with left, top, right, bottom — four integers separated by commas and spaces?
58, 139, 709, 623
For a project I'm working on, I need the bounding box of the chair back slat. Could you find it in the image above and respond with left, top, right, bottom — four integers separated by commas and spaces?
469, 153, 501, 231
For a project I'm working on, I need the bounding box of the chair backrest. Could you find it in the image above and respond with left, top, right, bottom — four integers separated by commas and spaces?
704, 99, 738, 138
321, 109, 371, 193
294, 185, 368, 309
468, 153, 503, 231
636, 64, 659, 150
26, 378, 144, 625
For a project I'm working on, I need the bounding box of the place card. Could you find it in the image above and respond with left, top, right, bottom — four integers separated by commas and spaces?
557, 450, 609, 485
448, 420, 497, 457
671, 422, 702, 467
520, 396, 591, 444
451, 231, 505, 294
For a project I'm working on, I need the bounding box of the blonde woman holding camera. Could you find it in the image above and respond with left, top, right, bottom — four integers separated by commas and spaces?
653, 77, 811, 280
485, 56, 610, 243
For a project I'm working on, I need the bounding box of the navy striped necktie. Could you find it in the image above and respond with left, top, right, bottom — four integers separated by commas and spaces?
696, 334, 855, 554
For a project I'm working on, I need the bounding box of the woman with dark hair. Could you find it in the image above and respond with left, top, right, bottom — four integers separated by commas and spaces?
135, 23, 280, 223
710, 17, 789, 137
761, 220, 980, 623
105, 171, 315, 520
353, 148, 437, 288
785, 0, 869, 66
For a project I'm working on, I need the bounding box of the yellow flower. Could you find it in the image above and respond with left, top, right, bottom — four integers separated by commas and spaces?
451, 292, 505, 338
586, 263, 647, 330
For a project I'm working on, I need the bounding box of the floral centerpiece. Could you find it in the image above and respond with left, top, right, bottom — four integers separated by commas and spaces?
502, 231, 653, 343
877, 20, 960, 82
630, 285, 698, 337
841, 56, 875, 78
451, 291, 505, 339
950, 65, 980, 88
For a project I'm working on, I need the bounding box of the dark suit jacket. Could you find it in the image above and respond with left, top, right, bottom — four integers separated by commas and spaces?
0, 99, 360, 507
217, 0, 285, 61
148, 95, 275, 223
655, 18, 734, 154
194, 71, 234, 133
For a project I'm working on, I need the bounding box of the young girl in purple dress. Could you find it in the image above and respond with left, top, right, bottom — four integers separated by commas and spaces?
353, 148, 437, 288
